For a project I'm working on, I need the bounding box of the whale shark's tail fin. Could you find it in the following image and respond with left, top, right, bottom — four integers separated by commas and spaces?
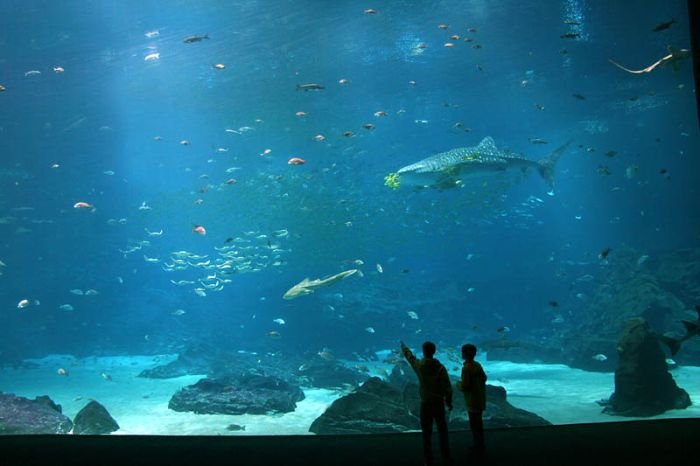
537, 140, 573, 190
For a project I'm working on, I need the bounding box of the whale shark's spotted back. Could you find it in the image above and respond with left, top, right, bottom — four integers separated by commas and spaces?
397, 137, 529, 174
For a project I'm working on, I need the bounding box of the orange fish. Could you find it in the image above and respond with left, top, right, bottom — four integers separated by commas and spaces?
73, 201, 95, 212
192, 225, 207, 235
288, 157, 306, 165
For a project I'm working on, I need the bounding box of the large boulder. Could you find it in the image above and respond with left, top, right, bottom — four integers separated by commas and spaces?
309, 377, 417, 434
309, 376, 550, 434
168, 374, 305, 415
604, 318, 691, 417
0, 394, 73, 434
72, 400, 119, 435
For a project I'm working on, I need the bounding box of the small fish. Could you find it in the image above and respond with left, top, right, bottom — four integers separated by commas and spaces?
605, 150, 618, 158
73, 201, 96, 212
592, 353, 608, 362
318, 350, 335, 361
183, 34, 209, 43
652, 19, 675, 32
57, 368, 69, 376
172, 309, 186, 316
528, 138, 548, 144
407, 311, 419, 320
362, 123, 375, 130
69, 289, 84, 295
267, 331, 281, 338
288, 157, 306, 165
625, 165, 639, 179
598, 247, 611, 260
496, 326, 511, 333
226, 424, 246, 431
0, 84, 5, 92
296, 83, 324, 91
192, 225, 207, 235
58, 304, 74, 311
145, 30, 159, 38
560, 33, 580, 39
365, 327, 376, 333
572, 93, 586, 100
144, 52, 160, 61
213, 63, 225, 69
273, 318, 286, 325
101, 372, 113, 381
548, 300, 559, 307
17, 299, 39, 309
364, 9, 377, 15
85, 289, 99, 296
597, 166, 612, 176
376, 263, 383, 273
24, 70, 41, 76
53, 66, 65, 73
535, 103, 545, 110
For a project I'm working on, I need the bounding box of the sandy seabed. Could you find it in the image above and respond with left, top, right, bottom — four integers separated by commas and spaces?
1, 353, 698, 435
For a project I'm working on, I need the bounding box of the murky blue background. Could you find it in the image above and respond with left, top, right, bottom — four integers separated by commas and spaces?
1, 1, 698, 365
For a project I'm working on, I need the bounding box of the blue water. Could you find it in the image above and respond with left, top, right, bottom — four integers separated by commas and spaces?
0, 1, 698, 364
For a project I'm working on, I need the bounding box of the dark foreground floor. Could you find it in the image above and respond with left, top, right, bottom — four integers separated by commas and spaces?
1, 418, 696, 466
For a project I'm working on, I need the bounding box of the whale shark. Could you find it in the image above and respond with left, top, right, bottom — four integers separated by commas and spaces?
385, 137, 572, 192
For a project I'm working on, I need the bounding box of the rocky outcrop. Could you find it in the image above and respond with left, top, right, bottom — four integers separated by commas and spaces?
72, 400, 119, 435
168, 374, 305, 415
0, 394, 72, 434
309, 377, 418, 434
297, 360, 369, 389
138, 345, 217, 378
603, 318, 691, 417
309, 376, 550, 434
558, 248, 692, 371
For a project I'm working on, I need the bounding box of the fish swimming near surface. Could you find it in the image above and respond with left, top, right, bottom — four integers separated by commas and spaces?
283, 269, 358, 300
652, 19, 675, 32
296, 83, 324, 91
386, 136, 572, 192
660, 306, 700, 356
183, 34, 209, 43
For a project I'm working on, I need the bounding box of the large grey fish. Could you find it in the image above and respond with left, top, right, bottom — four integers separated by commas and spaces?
387, 136, 572, 191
